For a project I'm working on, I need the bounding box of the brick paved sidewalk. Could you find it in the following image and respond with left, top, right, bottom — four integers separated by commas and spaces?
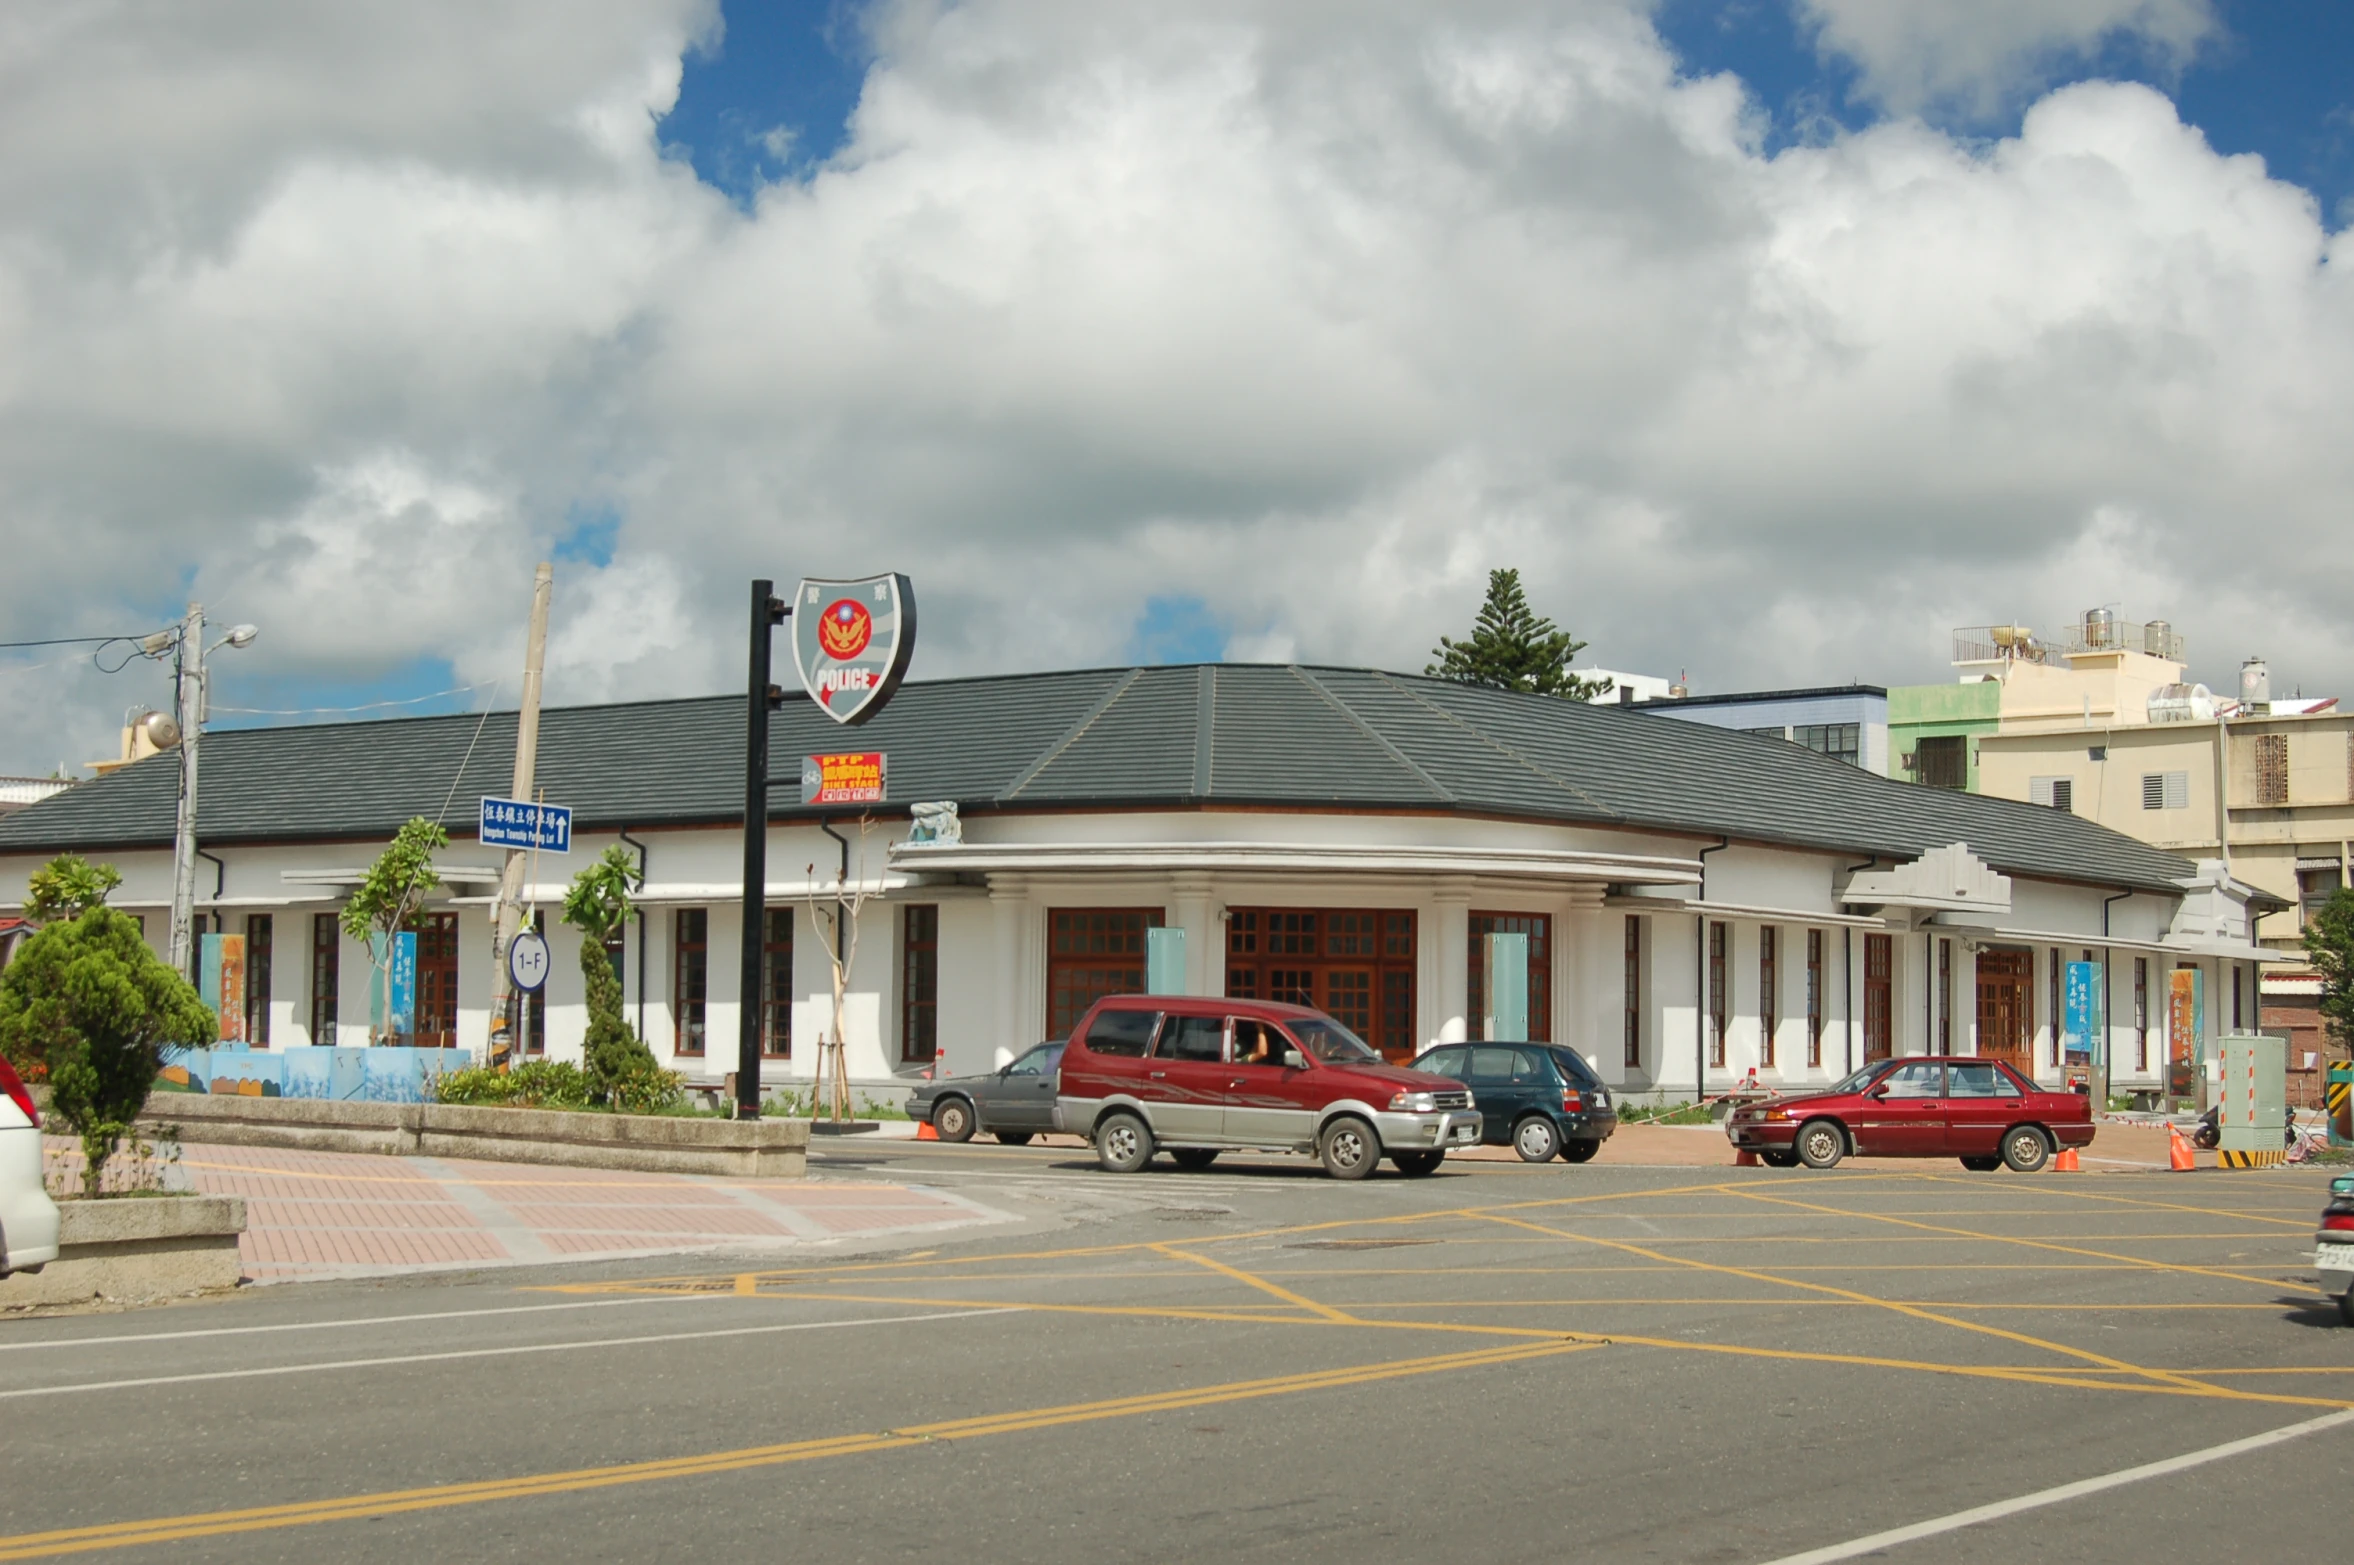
43, 1138, 1012, 1284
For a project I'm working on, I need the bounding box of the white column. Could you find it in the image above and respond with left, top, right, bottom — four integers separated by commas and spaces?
1563, 884, 1606, 1069
1432, 877, 1471, 1045
988, 874, 1028, 1070
1170, 872, 1218, 997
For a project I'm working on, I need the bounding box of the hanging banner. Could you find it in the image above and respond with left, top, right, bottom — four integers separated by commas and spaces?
371, 931, 418, 1039
789, 574, 916, 726
2168, 966, 2202, 1099
2063, 961, 2099, 1068
201, 933, 248, 1043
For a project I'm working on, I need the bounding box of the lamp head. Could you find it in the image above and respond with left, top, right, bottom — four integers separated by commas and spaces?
224, 624, 259, 649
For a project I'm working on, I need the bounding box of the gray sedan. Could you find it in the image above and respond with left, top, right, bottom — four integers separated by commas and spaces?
905, 1042, 1064, 1143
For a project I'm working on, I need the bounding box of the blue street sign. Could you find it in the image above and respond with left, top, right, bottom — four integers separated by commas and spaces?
479, 796, 573, 853
2064, 960, 2101, 1066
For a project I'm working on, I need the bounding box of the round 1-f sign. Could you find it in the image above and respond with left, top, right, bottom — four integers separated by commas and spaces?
507, 929, 552, 994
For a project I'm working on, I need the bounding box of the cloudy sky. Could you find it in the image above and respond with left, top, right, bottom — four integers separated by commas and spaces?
3, 0, 2351, 773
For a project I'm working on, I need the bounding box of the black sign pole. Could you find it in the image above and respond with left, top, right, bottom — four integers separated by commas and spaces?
740, 580, 789, 1120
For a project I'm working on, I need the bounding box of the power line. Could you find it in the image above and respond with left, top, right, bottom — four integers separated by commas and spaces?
212, 683, 495, 717
0, 633, 151, 651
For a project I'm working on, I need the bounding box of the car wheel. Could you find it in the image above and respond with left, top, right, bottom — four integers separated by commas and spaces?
1392, 1151, 1444, 1176
1171, 1148, 1219, 1170
2338, 1291, 2354, 1328
2001, 1125, 2051, 1173
995, 1132, 1034, 1146
1760, 1150, 1800, 1169
1512, 1116, 1561, 1163
1796, 1119, 1846, 1170
1094, 1112, 1153, 1174
1959, 1155, 2003, 1172
1559, 1139, 1600, 1164
1319, 1116, 1381, 1180
932, 1098, 976, 1143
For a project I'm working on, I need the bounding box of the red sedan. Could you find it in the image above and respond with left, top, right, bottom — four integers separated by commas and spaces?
1724, 1057, 2095, 1172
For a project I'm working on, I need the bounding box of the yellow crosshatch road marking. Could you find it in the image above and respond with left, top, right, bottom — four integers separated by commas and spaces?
0, 1341, 1600, 1562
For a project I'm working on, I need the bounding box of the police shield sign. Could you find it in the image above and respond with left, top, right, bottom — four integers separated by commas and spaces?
790, 574, 917, 726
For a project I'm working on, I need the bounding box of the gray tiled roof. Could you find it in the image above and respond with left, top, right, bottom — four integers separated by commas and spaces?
0, 664, 2198, 892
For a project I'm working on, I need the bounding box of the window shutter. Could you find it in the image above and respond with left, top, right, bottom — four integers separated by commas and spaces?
2142, 774, 2164, 810
2163, 772, 2188, 810
2052, 778, 2072, 813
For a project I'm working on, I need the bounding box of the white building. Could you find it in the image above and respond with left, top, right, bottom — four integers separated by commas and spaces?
0, 663, 2277, 1104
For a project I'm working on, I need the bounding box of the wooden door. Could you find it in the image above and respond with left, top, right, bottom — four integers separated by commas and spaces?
1974, 949, 2033, 1075
413, 912, 460, 1048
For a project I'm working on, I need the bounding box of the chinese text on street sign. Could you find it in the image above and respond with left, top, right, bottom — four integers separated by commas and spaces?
802, 752, 887, 806
479, 797, 573, 852
2063, 960, 2099, 1066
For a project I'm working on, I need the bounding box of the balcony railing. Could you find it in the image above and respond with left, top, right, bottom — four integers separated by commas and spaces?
1952, 620, 2184, 666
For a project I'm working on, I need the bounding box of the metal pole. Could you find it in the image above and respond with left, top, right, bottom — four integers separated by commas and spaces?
739, 580, 785, 1119
168, 602, 204, 981
489, 563, 554, 1068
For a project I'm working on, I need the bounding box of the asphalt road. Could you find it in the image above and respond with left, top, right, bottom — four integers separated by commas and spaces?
3, 1143, 2349, 1564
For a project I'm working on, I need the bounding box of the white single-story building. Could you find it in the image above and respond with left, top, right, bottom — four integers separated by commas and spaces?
0, 662, 2281, 1104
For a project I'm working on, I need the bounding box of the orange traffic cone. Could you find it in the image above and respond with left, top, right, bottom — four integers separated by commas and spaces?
2052, 1147, 2080, 1172
1734, 1148, 1758, 1167
2168, 1125, 2195, 1171
915, 1119, 939, 1141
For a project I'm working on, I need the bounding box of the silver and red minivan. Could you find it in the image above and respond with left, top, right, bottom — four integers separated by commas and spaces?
1054, 995, 1482, 1179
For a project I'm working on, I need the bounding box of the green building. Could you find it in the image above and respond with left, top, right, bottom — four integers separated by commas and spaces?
1887, 680, 2000, 791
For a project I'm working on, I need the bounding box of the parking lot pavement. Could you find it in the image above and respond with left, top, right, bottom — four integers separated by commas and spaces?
40, 1136, 1020, 1282
4, 1156, 2349, 1563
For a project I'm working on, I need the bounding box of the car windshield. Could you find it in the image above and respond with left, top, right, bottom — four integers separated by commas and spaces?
1005, 1044, 1062, 1076
1825, 1062, 1894, 1095
1283, 1017, 1380, 1063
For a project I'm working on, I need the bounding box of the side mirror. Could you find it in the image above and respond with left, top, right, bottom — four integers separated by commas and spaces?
1867, 1085, 1890, 1100
1282, 1050, 1307, 1070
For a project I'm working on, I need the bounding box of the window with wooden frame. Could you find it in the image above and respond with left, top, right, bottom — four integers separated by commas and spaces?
1863, 933, 1892, 1062
901, 905, 938, 1063
762, 908, 794, 1059
1049, 908, 1163, 1041
412, 912, 460, 1048
1468, 912, 1550, 1041
2254, 733, 2289, 805
1707, 921, 1729, 1069
1623, 916, 1644, 1069
2135, 957, 2150, 1073
1227, 907, 1418, 1059
2047, 949, 2061, 1070
1758, 926, 1778, 1069
1805, 929, 1824, 1068
242, 913, 273, 1047
310, 913, 339, 1046
1936, 938, 1953, 1052
672, 908, 708, 1058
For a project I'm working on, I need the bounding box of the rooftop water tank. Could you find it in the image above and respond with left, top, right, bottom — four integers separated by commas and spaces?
2241, 657, 2271, 709
2147, 683, 2217, 723
2082, 607, 2116, 648
2143, 618, 2172, 656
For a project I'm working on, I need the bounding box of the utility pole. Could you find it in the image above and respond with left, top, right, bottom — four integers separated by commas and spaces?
489, 563, 554, 1069
167, 602, 204, 981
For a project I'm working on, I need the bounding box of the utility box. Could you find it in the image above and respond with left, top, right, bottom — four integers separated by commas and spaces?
2217, 1033, 2286, 1153
1145, 927, 1186, 996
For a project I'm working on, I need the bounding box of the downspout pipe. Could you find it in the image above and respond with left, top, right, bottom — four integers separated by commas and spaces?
192, 847, 228, 981
1696, 837, 1729, 1105
619, 828, 649, 1042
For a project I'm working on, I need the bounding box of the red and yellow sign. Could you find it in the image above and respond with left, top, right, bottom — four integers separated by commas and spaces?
817, 599, 873, 660
802, 751, 886, 806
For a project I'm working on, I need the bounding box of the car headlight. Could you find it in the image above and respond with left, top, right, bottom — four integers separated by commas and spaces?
1388, 1091, 1438, 1113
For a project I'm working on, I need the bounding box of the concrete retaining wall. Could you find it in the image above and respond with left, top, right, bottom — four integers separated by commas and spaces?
0, 1195, 246, 1308
136, 1095, 810, 1178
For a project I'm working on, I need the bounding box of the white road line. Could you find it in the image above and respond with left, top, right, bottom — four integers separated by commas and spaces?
0, 1307, 1022, 1401
0, 1294, 724, 1353
1759, 1407, 2354, 1565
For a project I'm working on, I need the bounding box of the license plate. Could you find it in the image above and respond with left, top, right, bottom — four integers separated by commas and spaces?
2316, 1245, 2354, 1274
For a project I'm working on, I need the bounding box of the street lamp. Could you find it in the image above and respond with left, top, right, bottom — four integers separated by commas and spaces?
162, 604, 259, 979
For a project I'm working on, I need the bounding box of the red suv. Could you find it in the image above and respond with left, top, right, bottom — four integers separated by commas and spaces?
1725, 1056, 2095, 1171
1054, 996, 1483, 1179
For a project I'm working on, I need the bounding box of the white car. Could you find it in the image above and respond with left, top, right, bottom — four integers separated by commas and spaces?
1, 1055, 60, 1276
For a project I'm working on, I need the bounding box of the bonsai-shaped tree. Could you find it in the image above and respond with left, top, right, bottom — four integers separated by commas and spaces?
562, 846, 658, 1105
1427, 567, 1611, 700
0, 900, 213, 1193
23, 853, 123, 926
2305, 887, 2354, 1060
338, 817, 448, 1043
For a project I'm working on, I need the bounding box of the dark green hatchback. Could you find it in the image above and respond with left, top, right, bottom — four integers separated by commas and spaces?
1410, 1042, 1617, 1163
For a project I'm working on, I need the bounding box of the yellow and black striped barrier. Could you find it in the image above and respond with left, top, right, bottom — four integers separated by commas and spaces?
2218, 1147, 2288, 1169
2330, 1064, 2352, 1147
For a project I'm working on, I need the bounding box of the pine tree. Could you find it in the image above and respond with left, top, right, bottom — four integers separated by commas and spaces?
562, 846, 659, 1106
1427, 568, 1610, 700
